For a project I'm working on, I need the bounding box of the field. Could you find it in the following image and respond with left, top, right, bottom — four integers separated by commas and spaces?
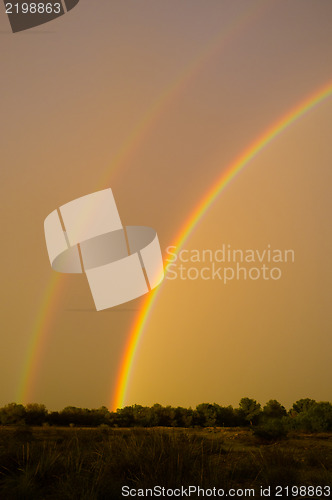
0, 426, 331, 499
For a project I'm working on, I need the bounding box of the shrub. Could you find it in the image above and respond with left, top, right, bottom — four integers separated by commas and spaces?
253, 418, 288, 442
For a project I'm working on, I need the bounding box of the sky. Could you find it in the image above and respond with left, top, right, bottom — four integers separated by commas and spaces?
0, 0, 331, 411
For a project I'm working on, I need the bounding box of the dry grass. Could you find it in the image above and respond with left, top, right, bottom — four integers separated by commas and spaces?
0, 426, 330, 499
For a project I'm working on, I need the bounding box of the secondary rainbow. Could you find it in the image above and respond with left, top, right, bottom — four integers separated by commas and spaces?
96, 0, 267, 188
17, 1, 266, 404
17, 274, 65, 403
112, 79, 332, 411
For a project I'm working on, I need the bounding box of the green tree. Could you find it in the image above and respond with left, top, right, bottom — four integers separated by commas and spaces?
215, 405, 236, 427
238, 398, 261, 425
174, 406, 193, 427
0, 403, 26, 425
116, 406, 135, 427
131, 405, 152, 426
296, 402, 332, 432
25, 403, 48, 425
263, 400, 287, 419
291, 398, 316, 415
195, 403, 217, 427
150, 404, 176, 427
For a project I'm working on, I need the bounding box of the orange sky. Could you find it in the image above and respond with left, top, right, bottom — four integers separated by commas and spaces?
0, 0, 331, 410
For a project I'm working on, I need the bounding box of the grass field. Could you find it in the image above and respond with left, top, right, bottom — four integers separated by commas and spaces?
0, 426, 331, 499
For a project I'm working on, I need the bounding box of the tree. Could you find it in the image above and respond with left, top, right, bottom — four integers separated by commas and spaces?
131, 405, 152, 427
195, 404, 217, 427
296, 402, 332, 432
60, 406, 93, 426
215, 405, 236, 427
238, 398, 261, 425
174, 406, 193, 427
263, 400, 287, 419
0, 403, 26, 425
89, 407, 111, 426
25, 403, 48, 425
116, 406, 135, 427
291, 398, 316, 415
149, 404, 176, 427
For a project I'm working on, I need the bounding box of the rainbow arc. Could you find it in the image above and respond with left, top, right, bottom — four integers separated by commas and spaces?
111, 79, 332, 411
17, 1, 267, 404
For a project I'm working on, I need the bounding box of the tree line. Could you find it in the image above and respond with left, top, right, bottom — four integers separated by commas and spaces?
0, 398, 331, 433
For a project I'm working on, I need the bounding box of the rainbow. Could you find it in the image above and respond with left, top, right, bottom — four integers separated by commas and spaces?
111, 79, 332, 411
17, 273, 66, 403
96, 0, 268, 188
18, 1, 266, 405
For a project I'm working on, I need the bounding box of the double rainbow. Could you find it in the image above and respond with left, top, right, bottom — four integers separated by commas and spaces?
111, 79, 332, 410
17, 0, 268, 405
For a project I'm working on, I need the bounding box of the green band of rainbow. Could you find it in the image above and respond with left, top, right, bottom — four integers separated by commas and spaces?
111, 79, 332, 411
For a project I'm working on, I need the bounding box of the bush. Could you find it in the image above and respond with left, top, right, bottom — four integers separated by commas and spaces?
292, 402, 332, 432
253, 418, 288, 442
